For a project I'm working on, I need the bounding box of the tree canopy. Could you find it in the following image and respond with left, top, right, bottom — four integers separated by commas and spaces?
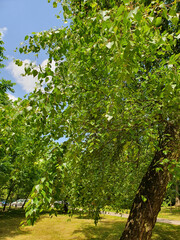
1, 0, 180, 239
0, 38, 15, 105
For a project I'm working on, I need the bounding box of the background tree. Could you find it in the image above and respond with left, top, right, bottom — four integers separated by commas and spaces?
0, 98, 63, 211
0, 36, 15, 105
0, 39, 58, 209
0, 38, 16, 206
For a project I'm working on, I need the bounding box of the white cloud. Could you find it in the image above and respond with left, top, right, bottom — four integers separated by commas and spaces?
6, 59, 37, 93
6, 59, 56, 93
0, 27, 8, 39
8, 93, 18, 102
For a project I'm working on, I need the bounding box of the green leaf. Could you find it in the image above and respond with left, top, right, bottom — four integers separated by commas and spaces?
24, 35, 29, 41
141, 195, 147, 203
171, 16, 179, 26
91, 2, 97, 8
32, 69, 38, 77
15, 59, 23, 66
123, 0, 131, 4
53, 1, 57, 8
155, 17, 162, 26
19, 48, 23, 53
117, 5, 124, 15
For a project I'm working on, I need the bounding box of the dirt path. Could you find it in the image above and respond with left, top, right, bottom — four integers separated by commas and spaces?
101, 211, 180, 226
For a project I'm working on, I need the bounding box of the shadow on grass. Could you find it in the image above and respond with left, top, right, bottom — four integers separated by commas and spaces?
0, 209, 50, 240
152, 222, 180, 240
0, 209, 29, 240
73, 218, 126, 240
73, 216, 180, 240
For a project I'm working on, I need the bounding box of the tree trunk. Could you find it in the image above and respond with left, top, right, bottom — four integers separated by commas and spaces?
3, 182, 13, 212
175, 181, 180, 207
120, 152, 170, 240
120, 123, 177, 240
63, 201, 69, 214
22, 195, 29, 209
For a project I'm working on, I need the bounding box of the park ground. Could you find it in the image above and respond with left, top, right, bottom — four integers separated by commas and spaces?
0, 207, 180, 240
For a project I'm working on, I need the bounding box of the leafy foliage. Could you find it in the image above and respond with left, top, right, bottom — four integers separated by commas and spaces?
0, 39, 15, 105
4, 0, 180, 226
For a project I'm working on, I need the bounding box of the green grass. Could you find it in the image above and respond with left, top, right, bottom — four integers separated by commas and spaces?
157, 207, 180, 221
103, 206, 180, 221
0, 209, 180, 240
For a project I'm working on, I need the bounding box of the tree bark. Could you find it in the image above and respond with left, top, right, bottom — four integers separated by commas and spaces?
3, 182, 13, 212
120, 123, 177, 240
175, 181, 180, 207
22, 195, 29, 209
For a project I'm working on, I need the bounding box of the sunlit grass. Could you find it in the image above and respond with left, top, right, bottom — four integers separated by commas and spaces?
0, 209, 180, 240
103, 206, 180, 221
157, 207, 180, 221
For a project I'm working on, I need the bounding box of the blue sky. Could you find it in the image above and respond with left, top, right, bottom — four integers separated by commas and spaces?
0, 0, 66, 100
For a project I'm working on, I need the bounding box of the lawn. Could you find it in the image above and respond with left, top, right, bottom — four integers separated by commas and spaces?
157, 207, 180, 221
0, 209, 180, 240
104, 206, 180, 221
